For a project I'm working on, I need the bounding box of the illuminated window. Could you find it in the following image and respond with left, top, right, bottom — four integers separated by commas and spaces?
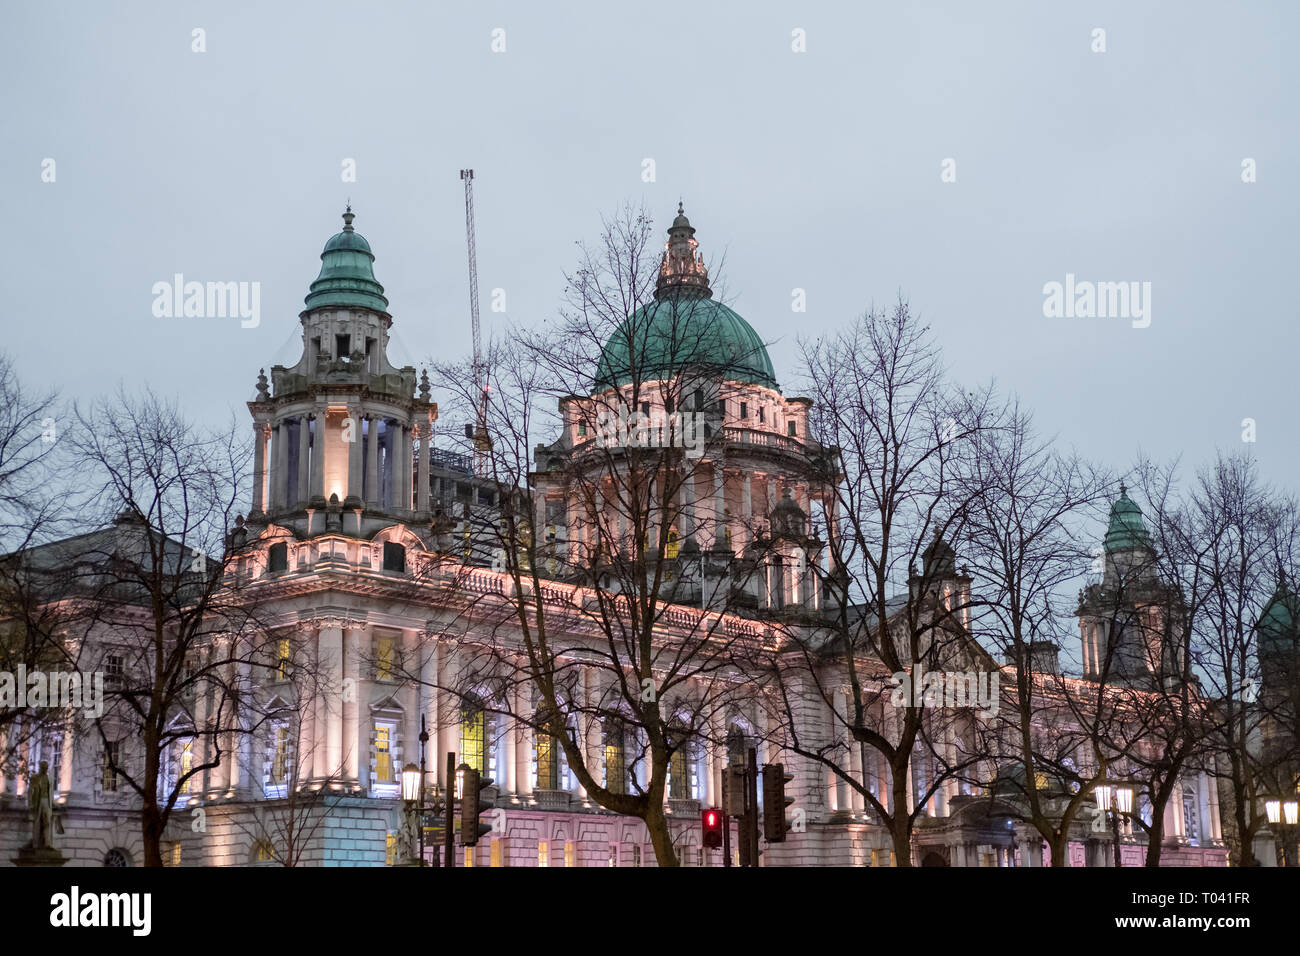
373, 722, 396, 789
564, 841, 575, 868
268, 722, 290, 791
167, 842, 182, 867
665, 528, 680, 560
536, 729, 558, 790
538, 840, 549, 867
375, 634, 397, 681
276, 638, 291, 680
464, 846, 475, 867
490, 839, 505, 867
461, 700, 486, 776
253, 839, 275, 863
386, 833, 398, 866
178, 740, 194, 795
603, 720, 626, 795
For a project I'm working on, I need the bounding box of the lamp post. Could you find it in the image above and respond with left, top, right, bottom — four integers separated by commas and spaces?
1095, 782, 1134, 867
401, 761, 423, 866
1264, 797, 1299, 867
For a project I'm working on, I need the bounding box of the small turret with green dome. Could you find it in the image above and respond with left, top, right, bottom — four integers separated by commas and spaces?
1104, 484, 1154, 553
304, 206, 389, 313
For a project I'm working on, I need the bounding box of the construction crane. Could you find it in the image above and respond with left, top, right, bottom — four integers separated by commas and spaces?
460, 169, 492, 466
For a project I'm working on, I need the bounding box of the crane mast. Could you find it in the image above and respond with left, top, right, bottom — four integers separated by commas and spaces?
460, 169, 491, 464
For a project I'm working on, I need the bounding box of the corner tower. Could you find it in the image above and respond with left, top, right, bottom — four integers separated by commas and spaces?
247, 208, 437, 540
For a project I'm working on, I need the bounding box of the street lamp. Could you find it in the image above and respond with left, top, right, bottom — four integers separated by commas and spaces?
1095, 782, 1134, 867
1265, 797, 1300, 866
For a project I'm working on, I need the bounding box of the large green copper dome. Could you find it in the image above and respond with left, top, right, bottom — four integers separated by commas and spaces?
1104, 486, 1153, 553
595, 297, 779, 390
593, 205, 778, 391
303, 208, 389, 313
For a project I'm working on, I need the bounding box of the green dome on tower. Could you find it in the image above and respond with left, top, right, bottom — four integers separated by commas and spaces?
593, 205, 778, 391
303, 207, 389, 313
1258, 573, 1300, 654
1104, 485, 1153, 553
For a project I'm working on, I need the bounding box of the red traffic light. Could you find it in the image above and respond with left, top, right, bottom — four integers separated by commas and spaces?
702, 807, 723, 848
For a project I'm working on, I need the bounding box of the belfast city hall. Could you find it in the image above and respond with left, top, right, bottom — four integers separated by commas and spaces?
0, 204, 1291, 870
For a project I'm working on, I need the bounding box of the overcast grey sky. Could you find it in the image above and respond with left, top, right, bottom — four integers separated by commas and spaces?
3, 1, 1296, 495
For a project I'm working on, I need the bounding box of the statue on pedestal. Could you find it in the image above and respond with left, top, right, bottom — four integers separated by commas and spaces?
29, 760, 54, 850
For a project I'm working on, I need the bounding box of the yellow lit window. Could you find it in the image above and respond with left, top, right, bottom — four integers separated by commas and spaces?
538, 840, 549, 867
386, 833, 398, 866
564, 841, 575, 868
254, 839, 274, 862
179, 741, 194, 794
272, 726, 289, 783
666, 529, 680, 559
461, 703, 485, 775
168, 842, 182, 866
464, 846, 475, 867
490, 840, 503, 867
277, 638, 291, 680
375, 725, 393, 782
376, 635, 396, 681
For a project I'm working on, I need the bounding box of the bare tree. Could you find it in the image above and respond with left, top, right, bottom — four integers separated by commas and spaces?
954, 400, 1118, 865
57, 389, 273, 866
760, 300, 1004, 866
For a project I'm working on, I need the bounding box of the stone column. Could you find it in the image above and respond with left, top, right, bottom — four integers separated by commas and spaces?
269, 421, 283, 510
415, 425, 430, 514
296, 415, 310, 505
347, 408, 363, 504
437, 645, 460, 788
309, 411, 325, 501
397, 424, 410, 512
59, 724, 75, 796
712, 461, 726, 547
365, 415, 379, 508
251, 422, 267, 513
342, 626, 361, 785
741, 473, 752, 550
680, 468, 695, 539
319, 625, 344, 778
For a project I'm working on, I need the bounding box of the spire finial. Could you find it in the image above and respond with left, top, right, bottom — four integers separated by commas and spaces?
1119, 482, 1127, 497
677, 199, 684, 216
342, 203, 355, 232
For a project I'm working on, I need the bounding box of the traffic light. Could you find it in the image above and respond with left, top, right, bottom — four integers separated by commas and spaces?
459, 767, 495, 846
701, 807, 723, 848
762, 763, 794, 842
724, 766, 747, 816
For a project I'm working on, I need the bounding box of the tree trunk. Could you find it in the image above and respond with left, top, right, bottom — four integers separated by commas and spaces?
141, 801, 165, 867
644, 803, 679, 866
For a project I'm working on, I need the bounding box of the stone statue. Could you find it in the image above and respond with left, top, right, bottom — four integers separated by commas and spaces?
28, 760, 53, 850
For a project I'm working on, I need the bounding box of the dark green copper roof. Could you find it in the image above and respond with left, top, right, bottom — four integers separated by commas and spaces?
1258, 575, 1300, 652
595, 297, 779, 390
1104, 486, 1153, 553
303, 208, 389, 312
